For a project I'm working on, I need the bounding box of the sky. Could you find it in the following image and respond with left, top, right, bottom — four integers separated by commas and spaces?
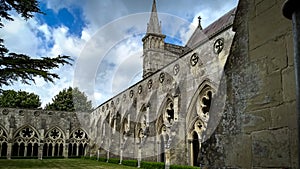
1, 0, 238, 108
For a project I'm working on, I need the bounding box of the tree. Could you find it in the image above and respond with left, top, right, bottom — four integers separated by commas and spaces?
0, 0, 72, 87
45, 87, 93, 112
0, 90, 41, 109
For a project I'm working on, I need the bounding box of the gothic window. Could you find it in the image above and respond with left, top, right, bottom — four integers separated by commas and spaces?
44, 127, 65, 157
12, 125, 40, 157
198, 90, 213, 118
0, 127, 8, 157
188, 84, 214, 166
164, 99, 176, 125
96, 118, 102, 139
138, 129, 144, 144
166, 103, 174, 124
68, 128, 89, 157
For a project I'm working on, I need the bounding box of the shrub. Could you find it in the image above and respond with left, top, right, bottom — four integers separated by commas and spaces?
121, 159, 138, 167
170, 164, 200, 169
98, 157, 107, 162
67, 156, 81, 159
140, 161, 165, 169
108, 158, 120, 164
42, 156, 64, 159
11, 156, 38, 159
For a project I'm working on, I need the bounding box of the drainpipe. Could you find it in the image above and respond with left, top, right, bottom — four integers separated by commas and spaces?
282, 0, 300, 168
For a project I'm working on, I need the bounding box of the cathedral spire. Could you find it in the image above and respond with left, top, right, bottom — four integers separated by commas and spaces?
147, 0, 162, 34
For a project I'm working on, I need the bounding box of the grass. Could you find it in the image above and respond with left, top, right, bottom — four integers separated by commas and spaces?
0, 159, 137, 169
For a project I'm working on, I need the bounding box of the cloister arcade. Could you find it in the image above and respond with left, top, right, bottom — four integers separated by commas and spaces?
0, 125, 89, 159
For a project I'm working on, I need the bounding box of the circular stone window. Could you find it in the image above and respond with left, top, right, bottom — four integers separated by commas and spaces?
148, 79, 153, 89
174, 64, 180, 75
129, 90, 134, 98
159, 73, 165, 83
2, 109, 9, 115
190, 53, 199, 66
213, 38, 224, 54
34, 111, 40, 117
138, 85, 143, 94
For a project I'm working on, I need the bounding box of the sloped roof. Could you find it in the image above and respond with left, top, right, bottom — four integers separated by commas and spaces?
186, 8, 236, 49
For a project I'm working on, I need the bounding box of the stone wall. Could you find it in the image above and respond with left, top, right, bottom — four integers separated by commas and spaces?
218, 0, 297, 168
0, 108, 90, 159
89, 19, 235, 166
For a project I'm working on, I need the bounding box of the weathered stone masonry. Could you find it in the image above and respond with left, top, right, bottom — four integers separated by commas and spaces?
0, 108, 90, 159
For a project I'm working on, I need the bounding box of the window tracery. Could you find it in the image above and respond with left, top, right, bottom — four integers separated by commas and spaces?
68, 128, 89, 157
43, 127, 64, 157
0, 127, 8, 157
12, 126, 39, 157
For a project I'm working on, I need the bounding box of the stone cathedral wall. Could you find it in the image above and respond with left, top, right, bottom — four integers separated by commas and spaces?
89, 24, 235, 166
209, 0, 297, 168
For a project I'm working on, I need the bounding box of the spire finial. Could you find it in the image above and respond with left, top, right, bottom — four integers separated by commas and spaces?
198, 16, 203, 30
146, 0, 162, 34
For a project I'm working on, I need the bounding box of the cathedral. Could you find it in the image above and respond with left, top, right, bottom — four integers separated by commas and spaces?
0, 0, 298, 168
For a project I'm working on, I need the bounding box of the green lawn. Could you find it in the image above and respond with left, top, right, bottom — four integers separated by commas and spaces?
0, 159, 137, 169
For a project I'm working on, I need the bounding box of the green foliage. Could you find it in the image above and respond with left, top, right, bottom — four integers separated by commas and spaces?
0, 0, 43, 28
108, 158, 120, 164
0, 0, 72, 88
0, 159, 138, 169
170, 164, 200, 169
121, 159, 138, 167
11, 156, 38, 159
45, 87, 93, 112
99, 158, 107, 162
0, 90, 41, 109
140, 161, 165, 169
42, 156, 64, 159
82, 156, 199, 169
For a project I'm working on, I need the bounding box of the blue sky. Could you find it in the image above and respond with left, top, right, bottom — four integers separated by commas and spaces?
1, 0, 238, 108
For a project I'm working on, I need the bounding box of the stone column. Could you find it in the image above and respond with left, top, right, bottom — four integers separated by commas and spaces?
76, 143, 79, 156
106, 150, 110, 162
64, 143, 68, 158
24, 144, 27, 157
137, 148, 141, 168
119, 149, 123, 164
7, 142, 11, 160
52, 145, 55, 157
165, 148, 170, 169
156, 141, 160, 162
188, 140, 193, 166
38, 143, 43, 160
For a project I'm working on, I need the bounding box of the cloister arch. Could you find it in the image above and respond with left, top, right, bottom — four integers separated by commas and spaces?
68, 128, 89, 157
12, 125, 40, 157
43, 126, 65, 157
0, 125, 8, 157
186, 80, 216, 166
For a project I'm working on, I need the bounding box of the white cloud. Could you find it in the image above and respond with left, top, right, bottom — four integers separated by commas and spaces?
1, 0, 238, 108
